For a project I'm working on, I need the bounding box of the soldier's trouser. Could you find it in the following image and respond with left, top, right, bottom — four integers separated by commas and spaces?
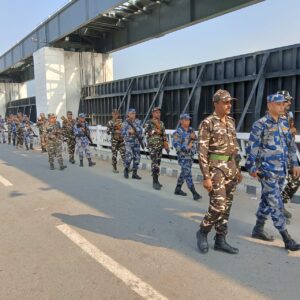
77, 144, 92, 160
8, 131, 12, 143
47, 141, 63, 165
66, 137, 76, 159
0, 130, 5, 142
149, 147, 163, 176
111, 139, 126, 167
177, 158, 194, 189
200, 169, 237, 235
124, 142, 140, 170
24, 135, 34, 147
17, 131, 24, 146
257, 173, 286, 232
281, 172, 300, 204
40, 134, 47, 150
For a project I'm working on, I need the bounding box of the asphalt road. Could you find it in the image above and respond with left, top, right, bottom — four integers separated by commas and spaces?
0, 145, 299, 300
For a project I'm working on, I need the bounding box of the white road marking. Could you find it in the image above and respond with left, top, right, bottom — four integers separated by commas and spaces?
57, 224, 168, 300
0, 175, 13, 187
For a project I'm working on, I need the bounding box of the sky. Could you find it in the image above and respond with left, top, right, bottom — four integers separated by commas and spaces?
1, 0, 300, 80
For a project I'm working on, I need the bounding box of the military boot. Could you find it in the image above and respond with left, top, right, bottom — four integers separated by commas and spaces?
69, 157, 75, 164
79, 160, 84, 167
59, 164, 67, 171
196, 228, 209, 254
88, 158, 96, 167
214, 234, 239, 254
12, 139, 15, 146
132, 169, 142, 180
284, 207, 292, 219
50, 163, 55, 170
157, 176, 163, 188
174, 184, 187, 196
190, 185, 202, 201
153, 175, 161, 190
113, 165, 119, 174
30, 143, 34, 150
25, 144, 29, 150
280, 230, 300, 251
41, 148, 47, 153
124, 167, 129, 179
252, 219, 275, 241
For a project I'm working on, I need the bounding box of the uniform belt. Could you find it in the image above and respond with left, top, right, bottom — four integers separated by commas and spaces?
209, 154, 231, 162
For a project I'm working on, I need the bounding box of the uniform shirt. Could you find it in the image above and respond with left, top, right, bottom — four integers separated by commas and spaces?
246, 111, 298, 174
172, 126, 197, 158
144, 119, 167, 149
107, 119, 123, 141
62, 118, 76, 137
121, 119, 143, 143
198, 112, 240, 180
45, 122, 62, 142
73, 121, 90, 138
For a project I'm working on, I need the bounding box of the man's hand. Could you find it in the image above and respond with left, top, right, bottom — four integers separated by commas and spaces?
190, 132, 196, 140
203, 178, 213, 192
250, 171, 259, 178
129, 128, 135, 135
292, 166, 300, 178
237, 171, 243, 183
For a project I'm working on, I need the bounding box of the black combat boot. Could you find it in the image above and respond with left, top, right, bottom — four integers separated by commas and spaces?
174, 184, 187, 196
190, 185, 202, 201
25, 144, 29, 150
280, 230, 300, 251
113, 165, 119, 174
252, 219, 275, 241
79, 160, 84, 167
13, 139, 15, 146
153, 175, 161, 190
124, 167, 129, 179
41, 148, 47, 153
69, 157, 75, 164
132, 169, 142, 180
88, 158, 96, 167
30, 143, 33, 150
214, 234, 239, 254
157, 176, 163, 188
196, 228, 209, 254
50, 164, 55, 170
59, 165, 67, 171
284, 207, 292, 219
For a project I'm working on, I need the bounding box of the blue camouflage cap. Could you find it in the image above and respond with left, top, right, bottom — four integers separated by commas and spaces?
267, 93, 285, 103
180, 113, 191, 120
128, 108, 136, 113
78, 113, 86, 118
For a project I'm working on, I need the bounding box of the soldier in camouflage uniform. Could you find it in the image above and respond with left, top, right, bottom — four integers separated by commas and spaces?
16, 112, 25, 149
107, 109, 126, 173
45, 114, 66, 170
172, 113, 201, 200
73, 113, 96, 167
197, 90, 242, 255
144, 107, 169, 190
37, 113, 48, 153
277, 90, 300, 222
0, 115, 6, 143
24, 121, 35, 150
7, 114, 14, 144
121, 108, 143, 180
62, 111, 76, 164
246, 93, 300, 251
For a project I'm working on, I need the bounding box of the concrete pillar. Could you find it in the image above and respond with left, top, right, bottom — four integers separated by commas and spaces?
33, 47, 113, 118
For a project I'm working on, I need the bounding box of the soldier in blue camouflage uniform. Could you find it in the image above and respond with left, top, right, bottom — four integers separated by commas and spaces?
121, 108, 143, 180
246, 93, 300, 251
0, 115, 6, 143
196, 90, 242, 254
277, 90, 300, 222
107, 109, 126, 173
24, 121, 35, 150
144, 107, 170, 190
73, 113, 96, 167
172, 113, 201, 200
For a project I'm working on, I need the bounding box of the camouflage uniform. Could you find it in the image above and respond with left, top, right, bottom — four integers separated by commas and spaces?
246, 112, 298, 232
62, 117, 76, 162
45, 120, 64, 169
107, 118, 126, 170
24, 124, 35, 150
7, 118, 13, 144
144, 118, 168, 177
173, 125, 198, 190
37, 117, 48, 152
121, 115, 143, 177
0, 116, 6, 143
198, 112, 240, 235
16, 118, 25, 148
73, 120, 92, 160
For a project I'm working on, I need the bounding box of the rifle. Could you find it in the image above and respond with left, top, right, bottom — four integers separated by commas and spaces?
76, 123, 97, 147
127, 119, 145, 149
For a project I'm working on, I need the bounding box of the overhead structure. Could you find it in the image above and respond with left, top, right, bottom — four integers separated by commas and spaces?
0, 0, 263, 81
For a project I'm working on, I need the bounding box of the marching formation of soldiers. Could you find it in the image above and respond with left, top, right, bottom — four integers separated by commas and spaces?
1, 88, 300, 254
